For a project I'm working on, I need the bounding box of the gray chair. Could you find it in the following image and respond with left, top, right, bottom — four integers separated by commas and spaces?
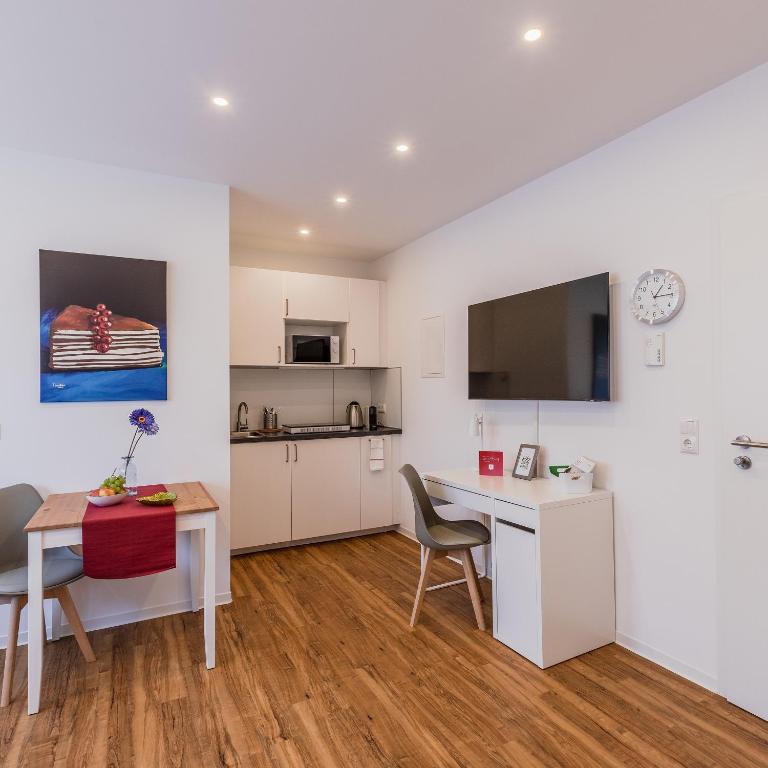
399, 464, 491, 630
0, 483, 95, 707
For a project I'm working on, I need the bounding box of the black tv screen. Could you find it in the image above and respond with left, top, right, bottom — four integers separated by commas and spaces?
468, 273, 610, 401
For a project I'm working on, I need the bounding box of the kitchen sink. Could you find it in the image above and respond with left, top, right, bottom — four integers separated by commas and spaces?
230, 430, 265, 439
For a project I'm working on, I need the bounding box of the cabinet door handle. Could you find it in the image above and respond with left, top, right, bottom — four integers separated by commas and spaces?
285, 443, 289, 463
352, 347, 356, 365
278, 345, 282, 364
293, 443, 298, 462
496, 518, 535, 535
285, 298, 289, 317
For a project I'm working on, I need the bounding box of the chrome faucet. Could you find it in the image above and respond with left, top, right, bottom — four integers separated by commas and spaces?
236, 401, 249, 432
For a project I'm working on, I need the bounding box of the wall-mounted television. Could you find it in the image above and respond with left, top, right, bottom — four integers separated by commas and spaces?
468, 272, 610, 401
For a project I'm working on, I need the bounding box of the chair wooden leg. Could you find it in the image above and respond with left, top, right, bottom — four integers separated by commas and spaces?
467, 551, 485, 602
460, 549, 486, 631
52, 586, 95, 663
1, 596, 26, 707
410, 548, 437, 628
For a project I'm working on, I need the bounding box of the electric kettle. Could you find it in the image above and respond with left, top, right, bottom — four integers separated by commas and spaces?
346, 401, 365, 429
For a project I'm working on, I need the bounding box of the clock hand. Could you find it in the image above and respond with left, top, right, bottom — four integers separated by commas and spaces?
653, 293, 674, 299
652, 282, 664, 298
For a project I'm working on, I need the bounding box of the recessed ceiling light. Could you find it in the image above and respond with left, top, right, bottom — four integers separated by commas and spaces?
523, 28, 542, 42
211, 96, 230, 107
334, 195, 349, 205
395, 143, 410, 153
298, 227, 311, 236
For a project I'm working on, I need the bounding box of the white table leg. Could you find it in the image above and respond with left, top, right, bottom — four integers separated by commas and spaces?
189, 528, 202, 612
203, 512, 216, 669
27, 531, 44, 715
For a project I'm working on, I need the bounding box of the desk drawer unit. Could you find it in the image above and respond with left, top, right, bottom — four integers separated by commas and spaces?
423, 479, 494, 516
492, 496, 615, 668
493, 514, 541, 665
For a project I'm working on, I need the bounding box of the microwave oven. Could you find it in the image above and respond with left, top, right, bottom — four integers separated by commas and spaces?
287, 334, 340, 364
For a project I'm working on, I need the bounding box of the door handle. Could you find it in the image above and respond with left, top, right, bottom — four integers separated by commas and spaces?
285, 443, 289, 463
352, 347, 356, 365
731, 434, 768, 449
285, 298, 289, 317
293, 444, 298, 462
278, 345, 282, 364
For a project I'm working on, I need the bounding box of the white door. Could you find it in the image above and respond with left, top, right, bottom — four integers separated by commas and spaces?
230, 442, 292, 549
361, 436, 392, 528
230, 267, 284, 366
291, 438, 361, 539
283, 272, 349, 322
348, 279, 380, 366
719, 194, 768, 720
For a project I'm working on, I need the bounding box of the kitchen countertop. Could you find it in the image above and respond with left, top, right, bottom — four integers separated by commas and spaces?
230, 426, 402, 444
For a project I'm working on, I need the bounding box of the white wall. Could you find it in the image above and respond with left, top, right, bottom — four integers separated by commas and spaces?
230, 239, 374, 279
373, 62, 768, 690
0, 147, 230, 643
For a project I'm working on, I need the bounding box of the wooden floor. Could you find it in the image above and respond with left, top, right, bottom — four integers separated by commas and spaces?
2, 532, 768, 767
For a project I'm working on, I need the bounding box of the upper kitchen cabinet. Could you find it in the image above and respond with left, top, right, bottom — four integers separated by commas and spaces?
231, 267, 284, 366
347, 278, 381, 366
283, 272, 350, 323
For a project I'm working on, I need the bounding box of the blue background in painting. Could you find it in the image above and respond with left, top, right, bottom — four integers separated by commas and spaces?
40, 309, 167, 403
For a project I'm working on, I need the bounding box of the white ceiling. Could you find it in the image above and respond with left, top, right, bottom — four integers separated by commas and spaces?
2, 2, 768, 260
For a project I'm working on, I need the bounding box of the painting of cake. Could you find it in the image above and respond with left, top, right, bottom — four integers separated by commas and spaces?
40, 250, 167, 403
48, 305, 164, 371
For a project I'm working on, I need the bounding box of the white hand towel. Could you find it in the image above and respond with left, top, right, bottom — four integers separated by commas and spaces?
369, 437, 385, 471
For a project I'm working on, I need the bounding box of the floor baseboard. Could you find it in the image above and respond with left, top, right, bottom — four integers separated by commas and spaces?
615, 632, 718, 692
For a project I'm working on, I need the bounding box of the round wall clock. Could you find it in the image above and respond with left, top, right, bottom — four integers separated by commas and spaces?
630, 269, 685, 324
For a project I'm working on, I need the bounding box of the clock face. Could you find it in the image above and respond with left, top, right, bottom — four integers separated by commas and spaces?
630, 269, 685, 324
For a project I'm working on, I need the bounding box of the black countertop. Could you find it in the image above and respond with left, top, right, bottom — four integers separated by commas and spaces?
230, 426, 402, 444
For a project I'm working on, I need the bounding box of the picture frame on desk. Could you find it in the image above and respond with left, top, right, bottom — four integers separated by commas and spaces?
512, 443, 540, 480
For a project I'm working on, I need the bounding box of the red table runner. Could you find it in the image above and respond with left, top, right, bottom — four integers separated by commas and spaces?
83, 484, 176, 579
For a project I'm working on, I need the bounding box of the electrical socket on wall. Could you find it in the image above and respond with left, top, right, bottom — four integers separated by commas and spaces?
680, 418, 699, 454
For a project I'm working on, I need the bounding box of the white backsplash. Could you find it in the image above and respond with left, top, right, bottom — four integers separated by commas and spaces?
230, 367, 373, 430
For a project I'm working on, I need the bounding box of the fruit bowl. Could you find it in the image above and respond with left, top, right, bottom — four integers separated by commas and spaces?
86, 491, 128, 507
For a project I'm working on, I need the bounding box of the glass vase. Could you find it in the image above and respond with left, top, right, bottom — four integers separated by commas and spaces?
118, 455, 138, 496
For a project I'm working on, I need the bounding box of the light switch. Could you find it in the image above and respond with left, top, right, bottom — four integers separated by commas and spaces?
645, 333, 665, 366
680, 418, 699, 454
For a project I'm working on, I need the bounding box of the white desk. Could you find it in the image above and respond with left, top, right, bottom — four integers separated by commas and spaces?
423, 469, 615, 668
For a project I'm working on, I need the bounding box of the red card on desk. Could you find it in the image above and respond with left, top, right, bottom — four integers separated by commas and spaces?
479, 451, 503, 476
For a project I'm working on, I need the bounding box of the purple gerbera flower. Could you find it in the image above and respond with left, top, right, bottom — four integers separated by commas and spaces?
129, 408, 156, 434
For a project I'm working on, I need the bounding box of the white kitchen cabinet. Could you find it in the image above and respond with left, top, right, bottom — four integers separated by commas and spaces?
230, 442, 292, 550
347, 278, 381, 366
230, 267, 284, 366
291, 438, 361, 539
283, 272, 349, 323
360, 435, 392, 528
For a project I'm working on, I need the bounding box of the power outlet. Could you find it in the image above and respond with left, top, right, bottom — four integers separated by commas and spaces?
680, 418, 699, 454
376, 403, 387, 415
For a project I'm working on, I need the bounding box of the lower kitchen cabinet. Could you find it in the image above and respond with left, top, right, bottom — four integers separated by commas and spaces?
230, 435, 397, 551
291, 438, 361, 540
230, 441, 291, 549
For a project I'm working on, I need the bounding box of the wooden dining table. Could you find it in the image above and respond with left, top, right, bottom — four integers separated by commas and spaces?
23, 481, 218, 715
